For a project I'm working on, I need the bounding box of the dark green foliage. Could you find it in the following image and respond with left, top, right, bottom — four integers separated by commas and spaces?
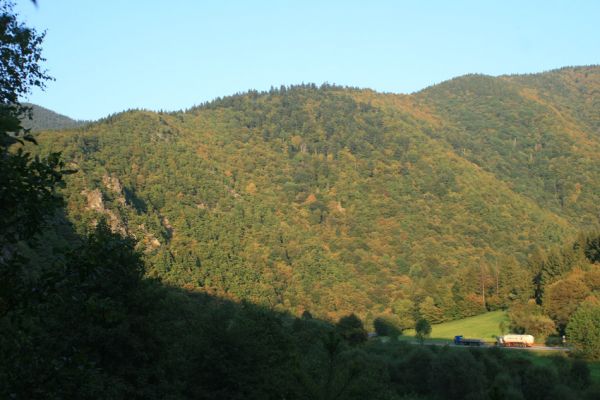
429, 349, 487, 400
415, 318, 431, 343
0, 0, 58, 247
0, 221, 161, 399
0, 148, 66, 244
373, 315, 402, 338
489, 372, 525, 400
385, 342, 594, 399
529, 235, 595, 304
296, 331, 392, 400
0, 0, 71, 320
566, 303, 600, 360
389, 345, 434, 396
0, 1, 50, 149
583, 385, 600, 400
583, 230, 600, 264
521, 365, 558, 400
0, 1, 49, 106
569, 359, 591, 389
336, 313, 368, 345
185, 303, 296, 400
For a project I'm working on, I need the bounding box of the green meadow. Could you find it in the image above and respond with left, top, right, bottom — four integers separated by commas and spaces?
402, 310, 508, 342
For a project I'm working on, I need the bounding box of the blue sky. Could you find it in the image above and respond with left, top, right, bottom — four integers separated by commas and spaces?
15, 0, 600, 120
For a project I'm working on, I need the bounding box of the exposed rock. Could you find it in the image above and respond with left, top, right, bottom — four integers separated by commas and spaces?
102, 174, 126, 205
142, 232, 161, 252
106, 209, 127, 236
148, 236, 161, 249
136, 224, 161, 253
162, 217, 173, 231
82, 189, 105, 212
82, 188, 126, 235
102, 174, 122, 193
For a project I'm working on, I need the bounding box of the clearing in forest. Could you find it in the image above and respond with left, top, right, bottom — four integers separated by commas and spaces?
402, 310, 508, 341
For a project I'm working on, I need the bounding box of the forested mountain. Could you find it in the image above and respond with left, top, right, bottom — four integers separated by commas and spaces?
418, 66, 600, 226
31, 66, 600, 326
20, 103, 88, 131
4, 2, 599, 396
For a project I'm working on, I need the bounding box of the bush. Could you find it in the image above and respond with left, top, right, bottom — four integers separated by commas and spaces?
336, 313, 368, 346
373, 315, 402, 338
566, 303, 600, 360
509, 302, 557, 338
415, 318, 431, 343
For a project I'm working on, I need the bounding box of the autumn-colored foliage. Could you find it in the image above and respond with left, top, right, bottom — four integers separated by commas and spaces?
29, 68, 600, 326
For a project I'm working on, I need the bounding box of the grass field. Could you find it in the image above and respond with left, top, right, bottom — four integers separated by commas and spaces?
402, 310, 508, 342
396, 311, 600, 384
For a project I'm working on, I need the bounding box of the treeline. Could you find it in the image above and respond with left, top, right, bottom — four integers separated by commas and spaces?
2, 219, 599, 399
508, 231, 600, 358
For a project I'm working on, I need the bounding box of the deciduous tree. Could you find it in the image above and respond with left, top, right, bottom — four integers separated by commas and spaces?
415, 318, 431, 344
566, 303, 600, 360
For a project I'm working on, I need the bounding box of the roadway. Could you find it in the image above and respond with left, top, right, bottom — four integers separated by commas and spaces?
399, 339, 569, 352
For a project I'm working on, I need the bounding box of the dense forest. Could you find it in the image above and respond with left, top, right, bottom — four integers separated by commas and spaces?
29, 67, 600, 328
2, 1, 600, 397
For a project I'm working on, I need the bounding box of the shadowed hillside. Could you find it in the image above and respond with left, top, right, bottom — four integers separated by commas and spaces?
2, 211, 598, 399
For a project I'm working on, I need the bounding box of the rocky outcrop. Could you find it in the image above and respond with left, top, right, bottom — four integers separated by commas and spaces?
81, 188, 127, 236
102, 174, 126, 205
81, 189, 105, 212
136, 224, 161, 252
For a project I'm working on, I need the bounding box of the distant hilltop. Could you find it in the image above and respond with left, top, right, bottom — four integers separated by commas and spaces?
20, 103, 90, 132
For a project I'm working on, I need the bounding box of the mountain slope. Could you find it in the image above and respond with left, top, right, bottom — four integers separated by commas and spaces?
417, 66, 600, 226
21, 103, 88, 132
31, 67, 600, 324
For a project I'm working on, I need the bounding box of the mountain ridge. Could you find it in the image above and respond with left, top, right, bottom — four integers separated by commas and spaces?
21, 102, 88, 132
30, 66, 600, 324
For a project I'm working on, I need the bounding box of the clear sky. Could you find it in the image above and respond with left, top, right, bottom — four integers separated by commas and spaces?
14, 0, 600, 120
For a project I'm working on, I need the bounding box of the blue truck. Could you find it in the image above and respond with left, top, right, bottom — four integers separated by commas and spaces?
454, 335, 485, 346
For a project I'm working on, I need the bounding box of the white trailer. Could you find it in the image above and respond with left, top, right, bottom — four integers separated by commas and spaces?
496, 334, 534, 347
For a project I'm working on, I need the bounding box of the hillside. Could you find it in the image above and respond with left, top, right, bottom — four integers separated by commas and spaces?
21, 103, 88, 132
31, 67, 600, 325
417, 66, 600, 226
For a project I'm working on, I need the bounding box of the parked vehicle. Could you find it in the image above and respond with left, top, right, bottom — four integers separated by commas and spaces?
496, 334, 534, 347
454, 335, 485, 346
